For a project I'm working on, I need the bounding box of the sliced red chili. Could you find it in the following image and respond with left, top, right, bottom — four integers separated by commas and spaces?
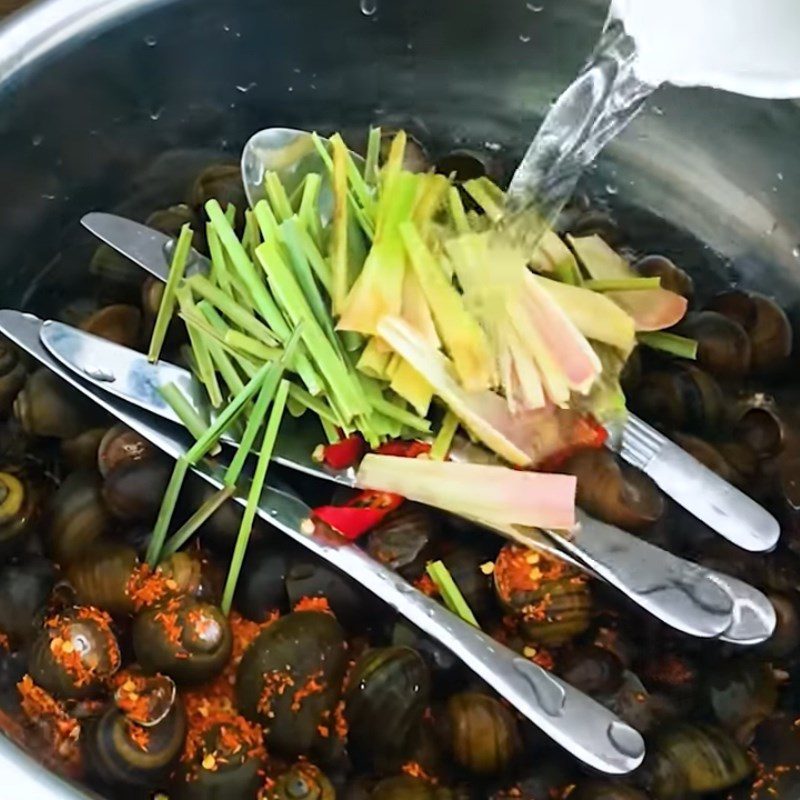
374, 440, 432, 458
537, 416, 608, 472
316, 435, 366, 470
313, 490, 404, 540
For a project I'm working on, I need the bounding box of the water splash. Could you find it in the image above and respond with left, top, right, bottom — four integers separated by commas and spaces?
359, 0, 378, 16
503, 20, 655, 254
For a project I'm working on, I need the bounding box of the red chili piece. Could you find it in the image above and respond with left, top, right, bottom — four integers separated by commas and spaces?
313, 490, 404, 540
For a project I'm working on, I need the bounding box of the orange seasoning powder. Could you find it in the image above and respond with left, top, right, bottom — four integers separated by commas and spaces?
292, 596, 333, 615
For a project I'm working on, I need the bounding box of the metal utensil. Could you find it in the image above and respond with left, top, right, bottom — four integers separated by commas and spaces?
81, 210, 780, 553
0, 308, 645, 776
40, 319, 765, 643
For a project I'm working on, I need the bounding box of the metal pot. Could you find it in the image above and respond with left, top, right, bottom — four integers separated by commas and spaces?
0, 0, 799, 797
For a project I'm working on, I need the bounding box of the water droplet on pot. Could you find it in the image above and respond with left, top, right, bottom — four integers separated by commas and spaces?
792, 246, 800, 259
527, 2, 544, 11
31, 134, 43, 147
519, 34, 531, 43
605, 184, 618, 195
360, 0, 378, 15
236, 82, 257, 93
144, 34, 158, 47
149, 107, 164, 121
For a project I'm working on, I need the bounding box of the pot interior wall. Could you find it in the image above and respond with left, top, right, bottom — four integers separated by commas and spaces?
1, 0, 799, 320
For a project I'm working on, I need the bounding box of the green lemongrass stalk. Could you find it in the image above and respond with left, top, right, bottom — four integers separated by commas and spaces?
221, 379, 290, 614
184, 360, 273, 464
329, 133, 350, 314
264, 172, 294, 222
224, 329, 281, 361
584, 277, 661, 292
332, 133, 376, 219
298, 173, 323, 244
426, 560, 479, 627
370, 396, 431, 434
207, 338, 246, 398
242, 210, 261, 257
146, 457, 190, 566
187, 274, 278, 345
207, 223, 234, 295
364, 126, 382, 186
320, 417, 340, 444
161, 485, 236, 557
295, 224, 332, 293
224, 329, 300, 485
430, 410, 460, 461
280, 217, 340, 348
463, 178, 504, 223
177, 288, 223, 408
638, 331, 698, 360
224, 203, 237, 226
286, 384, 343, 427
205, 199, 289, 336
253, 199, 281, 243
195, 302, 260, 381
310, 131, 335, 171
447, 187, 471, 235
148, 224, 194, 362
159, 382, 212, 446
256, 240, 366, 421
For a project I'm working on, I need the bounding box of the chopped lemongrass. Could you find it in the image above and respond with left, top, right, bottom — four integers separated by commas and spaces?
638, 331, 699, 360
402, 222, 494, 391
253, 199, 281, 243
148, 224, 194, 363
159, 382, 214, 448
531, 274, 636, 353
177, 289, 223, 408
321, 417, 340, 445
256, 240, 366, 421
463, 178, 504, 223
531, 230, 582, 285
357, 337, 392, 379
413, 173, 450, 233
431, 410, 460, 461
298, 173, 323, 244
161, 485, 236, 556
242, 210, 261, 257
224, 203, 237, 227
207, 223, 233, 296
223, 329, 299, 485
569, 235, 688, 331
187, 274, 278, 345
369, 396, 431, 434
280, 217, 338, 344
206, 199, 291, 338
295, 224, 332, 292
184, 360, 273, 464
426, 560, 479, 627
330, 133, 350, 314
389, 359, 433, 418
332, 132, 375, 219
287, 384, 343, 427
584, 277, 661, 292
224, 329, 281, 361
207, 338, 246, 398
377, 316, 535, 466
364, 126, 381, 186
221, 379, 290, 614
264, 171, 294, 222
357, 454, 577, 529
146, 457, 190, 566
447, 186, 471, 235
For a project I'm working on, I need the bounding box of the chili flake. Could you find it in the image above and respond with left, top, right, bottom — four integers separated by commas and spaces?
293, 596, 333, 615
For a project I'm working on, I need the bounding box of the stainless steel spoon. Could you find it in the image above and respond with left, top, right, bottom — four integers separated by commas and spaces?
37, 317, 775, 644
78, 211, 776, 643
0, 308, 645, 776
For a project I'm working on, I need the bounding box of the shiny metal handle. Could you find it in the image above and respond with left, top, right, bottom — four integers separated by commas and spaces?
257, 492, 644, 776
0, 310, 645, 775
553, 510, 735, 638
620, 414, 780, 552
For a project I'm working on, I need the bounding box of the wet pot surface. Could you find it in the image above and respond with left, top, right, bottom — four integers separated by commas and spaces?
2, 2, 800, 800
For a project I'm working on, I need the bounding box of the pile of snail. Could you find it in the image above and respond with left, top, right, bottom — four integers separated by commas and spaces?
0, 135, 798, 800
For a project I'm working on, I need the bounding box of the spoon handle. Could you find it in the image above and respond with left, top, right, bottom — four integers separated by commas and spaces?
37, 320, 774, 643
0, 309, 644, 776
